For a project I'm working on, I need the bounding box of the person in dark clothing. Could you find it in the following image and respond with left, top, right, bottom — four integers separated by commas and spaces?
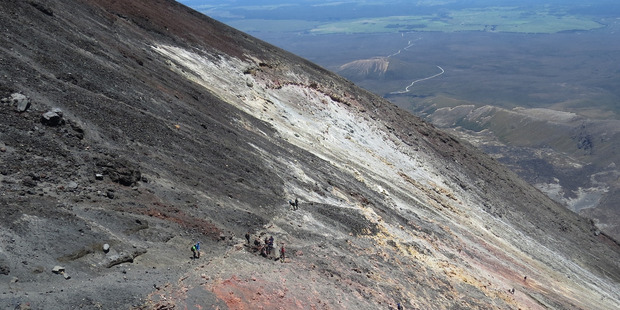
268, 236, 274, 255
280, 243, 285, 262
252, 238, 262, 253
397, 302, 403, 310
245, 232, 250, 244
289, 198, 299, 210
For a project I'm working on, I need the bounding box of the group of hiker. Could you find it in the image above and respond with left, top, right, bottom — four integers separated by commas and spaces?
245, 232, 286, 262
289, 198, 299, 210
190, 198, 298, 261
190, 233, 285, 262
186, 197, 414, 308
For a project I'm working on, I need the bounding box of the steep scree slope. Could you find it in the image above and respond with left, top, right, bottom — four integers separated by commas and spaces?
1, 0, 619, 309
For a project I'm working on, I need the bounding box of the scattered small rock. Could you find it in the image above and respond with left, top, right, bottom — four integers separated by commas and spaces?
29, 1, 54, 16
103, 243, 110, 253
22, 177, 37, 188
0, 266, 9, 275
67, 181, 78, 190
68, 119, 85, 139
95, 173, 104, 180
51, 107, 63, 116
52, 266, 65, 274
15, 302, 31, 310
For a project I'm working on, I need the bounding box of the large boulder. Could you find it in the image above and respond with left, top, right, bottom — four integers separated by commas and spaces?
41, 108, 65, 126
1, 93, 31, 112
12, 93, 30, 112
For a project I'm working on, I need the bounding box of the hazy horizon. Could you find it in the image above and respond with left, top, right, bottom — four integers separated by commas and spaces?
178, 0, 620, 26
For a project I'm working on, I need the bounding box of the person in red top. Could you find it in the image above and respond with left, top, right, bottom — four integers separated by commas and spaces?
280, 243, 285, 262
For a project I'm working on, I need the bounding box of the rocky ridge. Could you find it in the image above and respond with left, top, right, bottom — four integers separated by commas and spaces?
0, 0, 619, 309
422, 102, 620, 238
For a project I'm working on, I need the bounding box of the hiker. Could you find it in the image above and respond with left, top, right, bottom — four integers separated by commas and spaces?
289, 198, 299, 210
251, 238, 261, 253
397, 302, 403, 310
191, 242, 201, 259
280, 243, 285, 262
245, 232, 250, 244
268, 236, 274, 255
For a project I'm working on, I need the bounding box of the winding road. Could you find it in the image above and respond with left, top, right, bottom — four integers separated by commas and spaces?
390, 65, 445, 94
387, 37, 422, 58
385, 36, 445, 94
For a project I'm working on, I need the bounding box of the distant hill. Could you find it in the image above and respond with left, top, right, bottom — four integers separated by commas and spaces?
338, 57, 390, 80
339, 57, 442, 82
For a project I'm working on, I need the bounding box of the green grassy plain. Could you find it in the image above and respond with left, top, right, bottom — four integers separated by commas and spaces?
228, 19, 321, 33
227, 7, 603, 35
309, 7, 604, 34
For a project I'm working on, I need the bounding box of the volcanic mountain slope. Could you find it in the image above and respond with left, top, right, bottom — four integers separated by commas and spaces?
1, 0, 619, 309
